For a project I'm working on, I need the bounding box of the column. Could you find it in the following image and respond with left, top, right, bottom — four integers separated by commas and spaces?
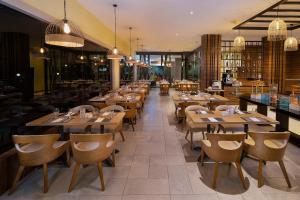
111, 59, 120, 90
133, 64, 138, 82
200, 34, 222, 90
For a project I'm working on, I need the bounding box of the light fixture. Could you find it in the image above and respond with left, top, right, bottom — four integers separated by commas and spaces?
189, 11, 194, 15
16, 73, 21, 77
126, 27, 136, 65
45, 0, 84, 47
267, 6, 287, 41
135, 38, 140, 63
233, 30, 245, 51
108, 4, 122, 60
284, 26, 298, 51
40, 47, 45, 54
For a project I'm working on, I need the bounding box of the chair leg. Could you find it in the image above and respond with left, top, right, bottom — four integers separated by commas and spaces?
185, 129, 189, 140
202, 131, 205, 140
190, 131, 194, 150
235, 162, 246, 189
258, 160, 264, 188
43, 163, 48, 193
68, 163, 81, 192
111, 150, 116, 167
212, 162, 219, 189
278, 160, 292, 188
119, 130, 125, 141
9, 165, 25, 194
66, 147, 71, 167
200, 149, 205, 165
130, 119, 135, 131
97, 162, 105, 191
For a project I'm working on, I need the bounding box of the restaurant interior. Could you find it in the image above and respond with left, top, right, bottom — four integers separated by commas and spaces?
1, 0, 300, 199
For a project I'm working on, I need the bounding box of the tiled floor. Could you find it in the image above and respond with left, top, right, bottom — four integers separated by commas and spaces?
2, 88, 300, 200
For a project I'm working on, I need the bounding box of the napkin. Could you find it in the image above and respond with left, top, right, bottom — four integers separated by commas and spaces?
200, 110, 207, 114
102, 112, 111, 116
95, 117, 104, 122
249, 117, 260, 122
51, 117, 65, 123
208, 117, 218, 122
236, 110, 244, 114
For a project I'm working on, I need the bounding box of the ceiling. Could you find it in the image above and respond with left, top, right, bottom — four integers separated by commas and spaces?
77, 0, 288, 52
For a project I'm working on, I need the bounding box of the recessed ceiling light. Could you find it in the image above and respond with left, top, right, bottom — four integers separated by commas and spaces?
189, 11, 194, 15
175, 33, 179, 36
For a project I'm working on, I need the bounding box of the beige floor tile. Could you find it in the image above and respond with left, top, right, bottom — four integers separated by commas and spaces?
124, 179, 169, 195
122, 195, 170, 200
149, 165, 168, 179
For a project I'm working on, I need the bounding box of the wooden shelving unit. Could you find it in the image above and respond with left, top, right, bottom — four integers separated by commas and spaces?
221, 40, 262, 80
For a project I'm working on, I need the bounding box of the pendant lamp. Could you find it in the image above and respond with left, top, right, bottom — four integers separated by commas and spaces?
126, 27, 136, 65
233, 30, 245, 52
284, 27, 298, 51
267, 6, 287, 41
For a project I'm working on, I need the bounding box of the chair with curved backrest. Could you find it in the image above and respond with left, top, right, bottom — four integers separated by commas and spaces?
185, 105, 209, 149
160, 84, 170, 95
244, 132, 291, 188
64, 105, 98, 133
91, 105, 125, 141
215, 105, 244, 133
128, 93, 143, 118
177, 101, 199, 122
68, 133, 116, 192
90, 102, 109, 110
200, 133, 246, 189
10, 134, 70, 193
117, 102, 137, 131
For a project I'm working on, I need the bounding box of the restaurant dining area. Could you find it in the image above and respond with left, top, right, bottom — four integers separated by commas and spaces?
1, 0, 300, 200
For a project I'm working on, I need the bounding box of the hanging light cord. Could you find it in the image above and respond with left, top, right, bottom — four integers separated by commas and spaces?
129, 27, 132, 56
113, 4, 117, 48
64, 0, 67, 20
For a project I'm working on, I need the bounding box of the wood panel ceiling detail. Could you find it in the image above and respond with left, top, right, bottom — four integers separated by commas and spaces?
233, 0, 300, 30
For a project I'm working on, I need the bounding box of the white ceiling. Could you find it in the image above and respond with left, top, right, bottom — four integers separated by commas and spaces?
78, 0, 298, 52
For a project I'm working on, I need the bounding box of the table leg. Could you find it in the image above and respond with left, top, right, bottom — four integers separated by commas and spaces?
276, 110, 289, 132
239, 98, 248, 111
257, 105, 268, 116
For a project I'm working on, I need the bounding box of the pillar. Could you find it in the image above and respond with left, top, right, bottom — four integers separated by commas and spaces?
133, 64, 138, 82
200, 34, 222, 90
111, 59, 120, 90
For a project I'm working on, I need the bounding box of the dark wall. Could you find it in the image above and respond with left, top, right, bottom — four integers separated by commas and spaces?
0, 32, 33, 99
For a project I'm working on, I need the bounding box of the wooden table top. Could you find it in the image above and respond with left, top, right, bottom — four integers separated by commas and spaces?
89, 94, 141, 103
186, 110, 279, 125
26, 112, 125, 127
172, 93, 229, 103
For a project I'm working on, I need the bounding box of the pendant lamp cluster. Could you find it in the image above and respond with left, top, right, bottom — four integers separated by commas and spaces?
108, 4, 123, 60
126, 27, 136, 65
45, 0, 84, 48
233, 30, 245, 52
234, 5, 298, 52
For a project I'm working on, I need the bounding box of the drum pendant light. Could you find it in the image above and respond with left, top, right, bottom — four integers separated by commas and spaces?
126, 27, 136, 65
45, 0, 84, 47
108, 4, 123, 60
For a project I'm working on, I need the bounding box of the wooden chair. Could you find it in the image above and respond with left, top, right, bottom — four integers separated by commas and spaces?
90, 102, 109, 110
215, 105, 244, 133
185, 105, 208, 149
200, 133, 246, 189
244, 132, 291, 188
160, 84, 170, 95
117, 102, 138, 131
64, 105, 98, 133
10, 134, 70, 193
68, 133, 116, 192
177, 101, 199, 122
91, 105, 125, 141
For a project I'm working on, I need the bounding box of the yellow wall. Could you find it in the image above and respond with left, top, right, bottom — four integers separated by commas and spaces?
30, 55, 45, 94
3, 0, 130, 55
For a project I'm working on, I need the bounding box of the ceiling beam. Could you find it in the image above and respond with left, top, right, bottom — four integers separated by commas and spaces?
233, 0, 288, 30
136, 51, 190, 56
260, 15, 300, 18
237, 26, 293, 30
250, 19, 300, 23
270, 9, 300, 12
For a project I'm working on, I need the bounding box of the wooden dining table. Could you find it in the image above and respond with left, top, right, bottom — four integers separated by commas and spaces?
89, 94, 141, 103
186, 110, 279, 134
26, 111, 125, 135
